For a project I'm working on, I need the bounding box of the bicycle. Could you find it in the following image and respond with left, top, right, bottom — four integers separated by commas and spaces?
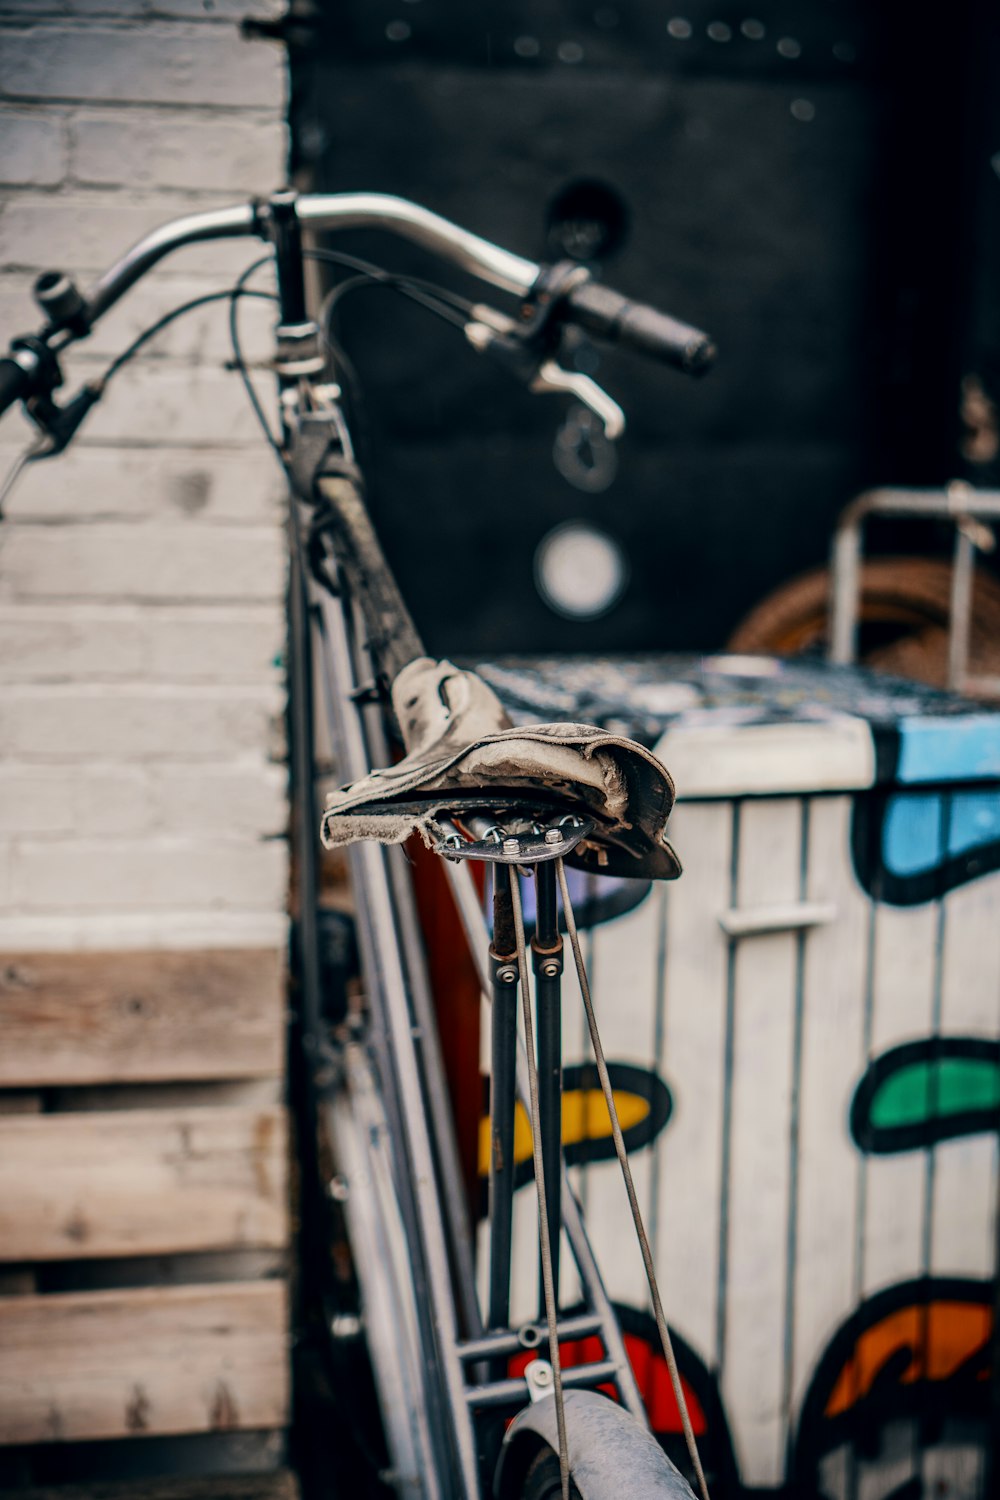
0, 189, 716, 1500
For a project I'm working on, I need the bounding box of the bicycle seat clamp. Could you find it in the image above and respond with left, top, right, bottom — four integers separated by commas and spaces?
430, 808, 595, 864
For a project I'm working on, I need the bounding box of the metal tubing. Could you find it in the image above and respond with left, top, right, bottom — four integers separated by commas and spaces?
466, 1361, 620, 1412
487, 912, 518, 1342
353, 660, 484, 1347
326, 1043, 441, 1499
286, 527, 323, 1050
316, 583, 480, 1498
532, 861, 563, 1313
271, 189, 309, 327
949, 525, 975, 691
86, 203, 259, 321
442, 858, 647, 1424
84, 192, 539, 329
829, 518, 861, 665
296, 193, 538, 295
458, 1314, 603, 1363
830, 483, 1000, 669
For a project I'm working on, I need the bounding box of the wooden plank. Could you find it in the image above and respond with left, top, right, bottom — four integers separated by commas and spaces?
0, 1470, 298, 1500
862, 899, 937, 1295
0, 1106, 288, 1262
655, 801, 732, 1363
0, 1477, 295, 1500
931, 871, 1000, 1276
0, 1282, 288, 1445
722, 797, 802, 1487
0, 949, 285, 1086
791, 797, 869, 1429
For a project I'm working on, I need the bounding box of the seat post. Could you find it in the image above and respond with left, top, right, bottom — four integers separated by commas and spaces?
532, 858, 564, 1313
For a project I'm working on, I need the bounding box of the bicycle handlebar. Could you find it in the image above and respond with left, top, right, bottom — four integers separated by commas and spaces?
0, 191, 715, 420
565, 281, 716, 375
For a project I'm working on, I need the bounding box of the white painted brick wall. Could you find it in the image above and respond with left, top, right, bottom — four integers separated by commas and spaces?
0, 0, 290, 950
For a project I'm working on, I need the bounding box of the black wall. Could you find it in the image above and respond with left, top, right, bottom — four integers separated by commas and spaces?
287, 0, 995, 656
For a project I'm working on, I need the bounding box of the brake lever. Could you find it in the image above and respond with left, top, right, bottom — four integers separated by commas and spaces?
465, 305, 625, 441
530, 359, 624, 441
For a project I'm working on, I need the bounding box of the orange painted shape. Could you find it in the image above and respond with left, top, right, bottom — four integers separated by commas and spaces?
824, 1300, 992, 1419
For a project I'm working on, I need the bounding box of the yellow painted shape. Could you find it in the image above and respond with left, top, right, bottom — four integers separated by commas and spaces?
479, 1087, 650, 1176
824, 1300, 992, 1418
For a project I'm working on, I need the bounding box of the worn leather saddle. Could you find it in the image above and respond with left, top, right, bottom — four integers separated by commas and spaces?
321, 657, 681, 880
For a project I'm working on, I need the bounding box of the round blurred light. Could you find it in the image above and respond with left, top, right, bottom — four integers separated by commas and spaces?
558, 40, 584, 62
667, 17, 693, 39
534, 522, 629, 619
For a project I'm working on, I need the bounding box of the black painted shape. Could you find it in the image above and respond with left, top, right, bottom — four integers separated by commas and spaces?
792, 1276, 993, 1482
850, 789, 1000, 906
850, 1036, 1000, 1155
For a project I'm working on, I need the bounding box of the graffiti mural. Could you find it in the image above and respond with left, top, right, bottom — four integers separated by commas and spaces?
478, 1060, 672, 1204
473, 653, 1000, 1498
851, 788, 1000, 906
793, 1279, 993, 1498
508, 1305, 740, 1498
851, 1038, 1000, 1156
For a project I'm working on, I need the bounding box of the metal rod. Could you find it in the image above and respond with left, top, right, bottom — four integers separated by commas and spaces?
488, 880, 519, 1347
458, 1313, 603, 1363
296, 192, 538, 295
829, 517, 861, 665
533, 860, 563, 1313
949, 524, 975, 692
385, 841, 486, 1344
510, 869, 570, 1500
270, 188, 309, 326
829, 482, 1000, 669
84, 191, 539, 328
442, 857, 647, 1424
316, 581, 480, 1498
557, 859, 711, 1500
466, 1360, 620, 1412
359, 687, 485, 1346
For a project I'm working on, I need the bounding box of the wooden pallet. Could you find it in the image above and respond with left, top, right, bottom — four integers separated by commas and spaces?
0, 948, 291, 1487
0, 1477, 299, 1500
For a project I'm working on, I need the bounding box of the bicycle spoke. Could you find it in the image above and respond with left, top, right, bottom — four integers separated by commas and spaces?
556, 858, 712, 1500
509, 866, 571, 1500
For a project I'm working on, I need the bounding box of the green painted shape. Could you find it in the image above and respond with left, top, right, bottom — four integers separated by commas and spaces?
871, 1058, 1000, 1129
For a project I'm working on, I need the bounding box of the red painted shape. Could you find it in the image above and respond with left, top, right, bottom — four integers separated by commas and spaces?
407, 836, 485, 1221
509, 1330, 707, 1437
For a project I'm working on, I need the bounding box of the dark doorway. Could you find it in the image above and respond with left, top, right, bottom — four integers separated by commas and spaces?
286, 0, 998, 656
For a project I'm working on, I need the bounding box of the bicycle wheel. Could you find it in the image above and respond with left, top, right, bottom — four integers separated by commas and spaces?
495, 1390, 697, 1500
726, 554, 1000, 690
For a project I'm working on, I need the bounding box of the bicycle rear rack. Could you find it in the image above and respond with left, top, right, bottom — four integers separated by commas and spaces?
829, 481, 1000, 698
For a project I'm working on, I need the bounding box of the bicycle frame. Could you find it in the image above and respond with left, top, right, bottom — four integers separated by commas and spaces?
2, 188, 708, 1500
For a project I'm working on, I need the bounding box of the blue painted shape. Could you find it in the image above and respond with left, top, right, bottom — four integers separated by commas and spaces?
882, 795, 943, 877
896, 716, 1000, 785
882, 788, 1000, 878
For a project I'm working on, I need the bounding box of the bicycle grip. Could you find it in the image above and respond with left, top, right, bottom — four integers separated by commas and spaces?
565, 281, 716, 375
0, 356, 31, 417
